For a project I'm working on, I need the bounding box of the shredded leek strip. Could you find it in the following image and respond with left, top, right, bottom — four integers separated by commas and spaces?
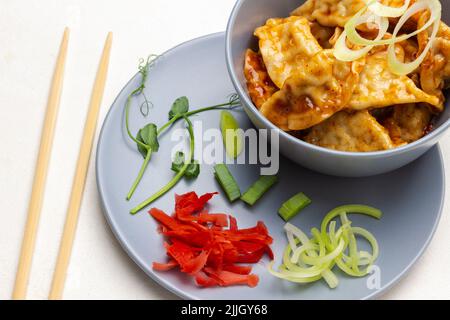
278, 260, 326, 275
351, 227, 380, 262
285, 226, 315, 267
334, 12, 389, 61
340, 213, 360, 273
312, 228, 338, 286
286, 225, 336, 285
388, 5, 441, 75
301, 238, 346, 266
278, 264, 326, 279
343, 251, 374, 266
286, 230, 299, 253
286, 224, 323, 262
329, 221, 337, 241
365, 0, 411, 18
290, 242, 318, 264
284, 243, 321, 272
320, 205, 382, 250
335, 257, 369, 277
335, 0, 443, 75
346, 0, 441, 47
335, 227, 380, 276
268, 262, 322, 283
312, 228, 326, 257
270, 205, 382, 288
321, 269, 339, 289
284, 223, 311, 246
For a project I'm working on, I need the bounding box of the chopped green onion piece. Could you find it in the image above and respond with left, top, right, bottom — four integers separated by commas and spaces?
220, 111, 243, 158
213, 164, 241, 202
278, 193, 312, 221
240, 175, 277, 206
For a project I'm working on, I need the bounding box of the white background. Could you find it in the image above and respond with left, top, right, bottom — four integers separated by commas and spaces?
0, 0, 449, 300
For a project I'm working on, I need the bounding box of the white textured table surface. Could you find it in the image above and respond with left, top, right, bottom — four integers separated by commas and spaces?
1, 0, 449, 300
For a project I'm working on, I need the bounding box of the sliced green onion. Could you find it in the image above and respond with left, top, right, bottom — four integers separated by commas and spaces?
220, 111, 243, 158
213, 164, 241, 202
240, 175, 277, 206
278, 193, 312, 222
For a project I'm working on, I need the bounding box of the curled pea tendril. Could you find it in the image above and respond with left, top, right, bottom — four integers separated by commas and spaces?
125, 55, 243, 205
136, 55, 159, 117
228, 93, 241, 108
140, 92, 153, 117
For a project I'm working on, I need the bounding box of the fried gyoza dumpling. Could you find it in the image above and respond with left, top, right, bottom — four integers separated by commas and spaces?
349, 51, 440, 110
259, 48, 438, 131
291, 0, 365, 27
309, 22, 337, 48
254, 16, 322, 88
304, 110, 395, 152
382, 104, 432, 144
244, 49, 278, 109
292, 0, 417, 28
419, 13, 450, 110
260, 50, 365, 131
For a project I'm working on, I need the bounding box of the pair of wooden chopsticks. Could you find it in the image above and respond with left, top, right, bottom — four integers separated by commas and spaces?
12, 28, 113, 300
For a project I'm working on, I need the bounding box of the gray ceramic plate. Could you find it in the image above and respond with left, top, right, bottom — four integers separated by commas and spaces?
96, 33, 445, 300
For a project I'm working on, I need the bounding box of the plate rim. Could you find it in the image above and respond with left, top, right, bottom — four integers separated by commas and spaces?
95, 32, 446, 300
365, 146, 446, 300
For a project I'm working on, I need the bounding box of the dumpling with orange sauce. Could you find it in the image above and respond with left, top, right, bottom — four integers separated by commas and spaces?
254, 16, 322, 88
304, 110, 396, 152
418, 14, 450, 111
291, 0, 365, 28
260, 49, 365, 131
382, 104, 433, 145
243, 49, 278, 109
348, 50, 440, 110
291, 0, 418, 28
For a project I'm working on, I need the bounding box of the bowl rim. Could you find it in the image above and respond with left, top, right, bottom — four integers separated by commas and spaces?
225, 0, 450, 158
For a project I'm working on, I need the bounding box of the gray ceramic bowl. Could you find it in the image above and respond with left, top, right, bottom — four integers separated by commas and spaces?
226, 0, 450, 177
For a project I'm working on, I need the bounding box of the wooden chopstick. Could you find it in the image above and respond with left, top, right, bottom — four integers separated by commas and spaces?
48, 32, 112, 300
12, 28, 70, 300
